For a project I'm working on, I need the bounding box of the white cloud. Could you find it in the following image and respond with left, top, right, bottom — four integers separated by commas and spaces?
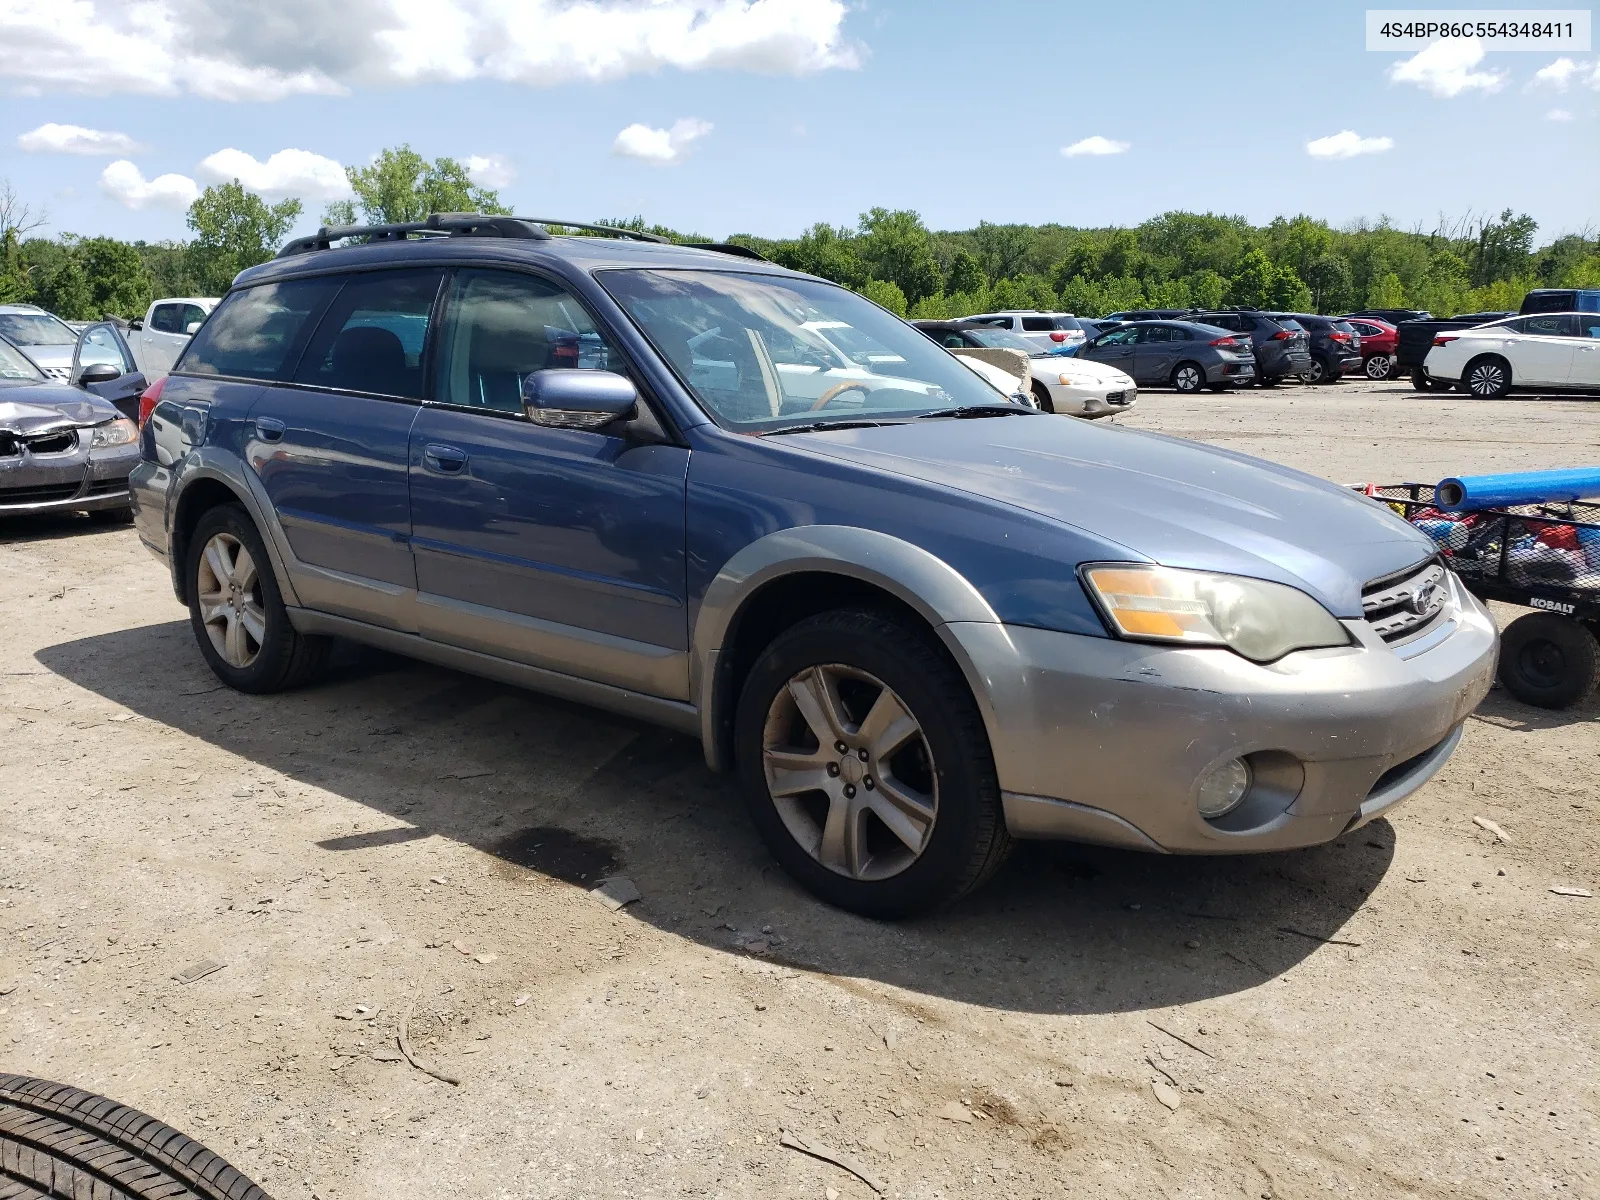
1388, 38, 1506, 97
1530, 57, 1580, 89
0, 0, 858, 101
1305, 130, 1395, 159
612, 118, 713, 165
99, 160, 199, 210
464, 154, 516, 189
1061, 135, 1129, 157
17, 122, 142, 154
196, 148, 352, 200
1546, 107, 1574, 121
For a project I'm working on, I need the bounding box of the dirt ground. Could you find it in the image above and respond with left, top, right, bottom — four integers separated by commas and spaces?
2, 377, 1596, 1200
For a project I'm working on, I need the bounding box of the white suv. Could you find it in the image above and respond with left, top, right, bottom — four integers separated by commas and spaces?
962, 311, 1089, 352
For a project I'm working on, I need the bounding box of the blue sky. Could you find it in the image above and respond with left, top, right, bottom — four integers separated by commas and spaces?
2, 0, 1595, 246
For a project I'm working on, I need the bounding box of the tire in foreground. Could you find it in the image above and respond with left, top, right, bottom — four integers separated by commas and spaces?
1, 1073, 271, 1199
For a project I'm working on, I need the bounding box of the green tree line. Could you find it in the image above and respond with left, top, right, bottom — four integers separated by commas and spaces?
3, 152, 1596, 322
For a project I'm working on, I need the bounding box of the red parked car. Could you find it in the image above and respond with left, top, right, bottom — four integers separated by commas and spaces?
1345, 318, 1398, 380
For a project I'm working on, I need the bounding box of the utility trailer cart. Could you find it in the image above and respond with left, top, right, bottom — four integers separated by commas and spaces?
1364, 483, 1600, 708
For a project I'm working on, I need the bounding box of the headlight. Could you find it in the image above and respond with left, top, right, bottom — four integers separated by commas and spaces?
1081, 564, 1350, 662
90, 418, 138, 448
1057, 374, 1092, 387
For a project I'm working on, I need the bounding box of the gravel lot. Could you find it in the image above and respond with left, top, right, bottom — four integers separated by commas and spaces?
2, 378, 1596, 1200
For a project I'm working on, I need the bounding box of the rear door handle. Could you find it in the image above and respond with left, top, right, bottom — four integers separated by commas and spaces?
424, 443, 468, 474
255, 417, 285, 442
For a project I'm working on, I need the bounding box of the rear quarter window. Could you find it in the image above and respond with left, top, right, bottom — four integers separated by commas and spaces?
179, 278, 339, 381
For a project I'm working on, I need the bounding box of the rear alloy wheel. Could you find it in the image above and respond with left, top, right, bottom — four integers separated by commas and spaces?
186, 503, 328, 693
735, 608, 1010, 917
1299, 356, 1331, 385
1498, 612, 1600, 709
1463, 355, 1512, 399
1364, 354, 1394, 380
1171, 361, 1204, 393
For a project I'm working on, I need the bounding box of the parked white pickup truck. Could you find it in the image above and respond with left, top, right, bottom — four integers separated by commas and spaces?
126, 297, 219, 377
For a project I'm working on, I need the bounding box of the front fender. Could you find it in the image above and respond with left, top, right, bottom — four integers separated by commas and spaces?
692, 525, 1011, 772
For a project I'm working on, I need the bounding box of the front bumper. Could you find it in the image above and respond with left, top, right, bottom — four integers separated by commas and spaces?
948, 570, 1497, 853
0, 442, 138, 516
1045, 379, 1138, 419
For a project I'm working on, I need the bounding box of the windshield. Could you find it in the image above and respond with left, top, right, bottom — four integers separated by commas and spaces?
0, 339, 46, 381
0, 313, 78, 346
962, 327, 1045, 353
601, 270, 1020, 430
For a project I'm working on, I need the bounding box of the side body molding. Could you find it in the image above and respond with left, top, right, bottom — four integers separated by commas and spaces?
691, 525, 1007, 772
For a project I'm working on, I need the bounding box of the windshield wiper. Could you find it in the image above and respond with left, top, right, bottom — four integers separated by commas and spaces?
756, 419, 907, 436
915, 405, 1034, 419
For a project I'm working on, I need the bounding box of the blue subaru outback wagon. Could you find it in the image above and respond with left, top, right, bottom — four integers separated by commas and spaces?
131, 214, 1497, 917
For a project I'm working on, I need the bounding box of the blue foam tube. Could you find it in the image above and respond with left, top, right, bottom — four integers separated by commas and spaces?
1435, 467, 1600, 511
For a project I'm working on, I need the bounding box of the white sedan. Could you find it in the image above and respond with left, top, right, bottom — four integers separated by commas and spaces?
912, 320, 1137, 418
1423, 311, 1600, 397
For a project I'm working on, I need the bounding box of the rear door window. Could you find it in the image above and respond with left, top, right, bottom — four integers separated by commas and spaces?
181, 278, 340, 381
293, 269, 445, 399
1522, 314, 1580, 337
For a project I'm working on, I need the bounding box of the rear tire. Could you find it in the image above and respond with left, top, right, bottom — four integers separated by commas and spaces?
0, 1074, 270, 1200
1171, 361, 1205, 393
734, 608, 1011, 918
1410, 366, 1452, 393
1299, 356, 1331, 385
1364, 354, 1394, 380
1497, 612, 1600, 709
186, 503, 329, 693
1463, 355, 1512, 399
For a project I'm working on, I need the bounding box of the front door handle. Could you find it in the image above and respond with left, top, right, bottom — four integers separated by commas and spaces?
424, 443, 468, 474
255, 417, 285, 442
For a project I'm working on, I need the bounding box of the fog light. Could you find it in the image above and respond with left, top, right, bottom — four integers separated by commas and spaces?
1196, 758, 1251, 819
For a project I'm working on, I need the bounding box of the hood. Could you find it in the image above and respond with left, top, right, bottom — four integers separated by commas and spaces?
787, 416, 1436, 618
0, 384, 122, 434
1044, 355, 1131, 384
14, 344, 75, 371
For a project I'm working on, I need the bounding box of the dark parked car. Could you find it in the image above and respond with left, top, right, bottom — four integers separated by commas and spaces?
1078, 320, 1256, 392
1395, 312, 1515, 390
1519, 289, 1600, 315
1190, 309, 1312, 385
1342, 308, 1433, 326
128, 213, 1496, 918
69, 320, 151, 420
1102, 308, 1198, 323
1263, 313, 1362, 383
0, 334, 141, 520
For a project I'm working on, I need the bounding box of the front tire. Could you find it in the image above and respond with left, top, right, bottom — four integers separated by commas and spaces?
1031, 381, 1055, 413
1171, 361, 1205, 393
1463, 355, 1512, 399
186, 503, 329, 693
734, 608, 1011, 918
1497, 612, 1599, 709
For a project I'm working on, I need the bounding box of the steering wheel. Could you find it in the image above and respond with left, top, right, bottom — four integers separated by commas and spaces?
809, 381, 874, 412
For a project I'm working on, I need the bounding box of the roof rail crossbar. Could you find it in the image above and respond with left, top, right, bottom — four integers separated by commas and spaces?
683, 242, 769, 261
520, 219, 670, 243
276, 213, 553, 258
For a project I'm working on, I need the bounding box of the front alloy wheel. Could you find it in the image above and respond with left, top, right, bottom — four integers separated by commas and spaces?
196, 531, 266, 669
763, 664, 938, 881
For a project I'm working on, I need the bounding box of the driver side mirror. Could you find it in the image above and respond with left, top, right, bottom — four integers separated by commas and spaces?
185, 320, 203, 335
522, 369, 638, 430
76, 363, 123, 388
127, 319, 143, 331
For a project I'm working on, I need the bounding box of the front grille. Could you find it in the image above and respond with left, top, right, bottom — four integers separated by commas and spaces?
1105, 390, 1129, 405
1363, 558, 1449, 643
0, 429, 79, 456
0, 482, 84, 504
